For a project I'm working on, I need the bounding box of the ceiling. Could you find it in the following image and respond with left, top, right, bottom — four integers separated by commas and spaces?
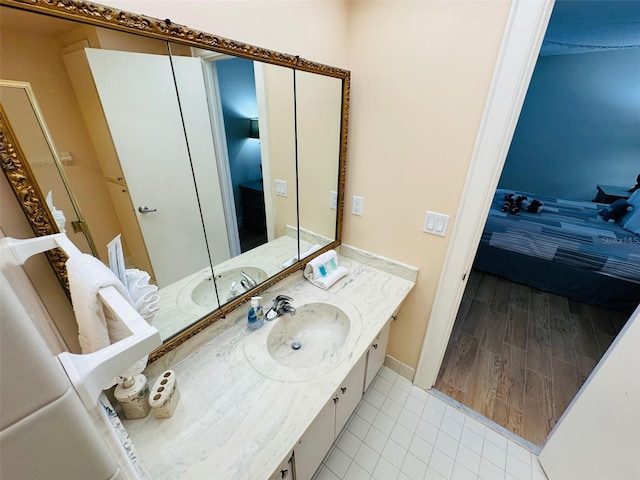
541, 0, 640, 55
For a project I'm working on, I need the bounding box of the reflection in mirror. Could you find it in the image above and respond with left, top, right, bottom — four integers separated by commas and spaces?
0, 7, 214, 340
0, 82, 94, 255
0, 0, 349, 359
169, 47, 302, 312
295, 70, 342, 257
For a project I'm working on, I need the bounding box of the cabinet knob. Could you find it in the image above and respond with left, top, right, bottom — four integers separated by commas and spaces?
333, 397, 339, 404
372, 343, 378, 350
280, 468, 289, 478
117, 176, 124, 181
341, 387, 347, 394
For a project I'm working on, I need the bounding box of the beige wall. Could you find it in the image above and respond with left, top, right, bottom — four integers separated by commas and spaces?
344, 1, 511, 368
102, 0, 350, 68
260, 63, 298, 237
297, 71, 342, 240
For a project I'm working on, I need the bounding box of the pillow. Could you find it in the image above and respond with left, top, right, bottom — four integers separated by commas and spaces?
599, 199, 633, 223
627, 189, 640, 208
622, 190, 640, 223
622, 208, 640, 235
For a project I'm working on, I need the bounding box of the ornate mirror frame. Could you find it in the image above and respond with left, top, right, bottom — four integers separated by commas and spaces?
0, 0, 349, 362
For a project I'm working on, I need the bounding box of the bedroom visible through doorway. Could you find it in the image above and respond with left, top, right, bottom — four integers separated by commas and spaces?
432, 0, 640, 447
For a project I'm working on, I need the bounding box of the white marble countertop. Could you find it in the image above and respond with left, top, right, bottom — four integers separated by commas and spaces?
122, 249, 416, 479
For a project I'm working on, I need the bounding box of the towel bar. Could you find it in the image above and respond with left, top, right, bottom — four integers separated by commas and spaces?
5, 233, 162, 409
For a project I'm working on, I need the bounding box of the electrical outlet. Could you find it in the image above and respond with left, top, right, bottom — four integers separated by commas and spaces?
330, 191, 338, 210
275, 179, 287, 197
352, 196, 364, 216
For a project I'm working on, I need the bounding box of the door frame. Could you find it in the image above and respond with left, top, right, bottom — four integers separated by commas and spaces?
196, 51, 242, 257
414, 0, 555, 388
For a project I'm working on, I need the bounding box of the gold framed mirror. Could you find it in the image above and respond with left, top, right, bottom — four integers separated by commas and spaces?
0, 0, 349, 362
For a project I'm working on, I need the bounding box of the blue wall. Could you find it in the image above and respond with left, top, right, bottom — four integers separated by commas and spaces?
216, 57, 261, 224
498, 48, 640, 201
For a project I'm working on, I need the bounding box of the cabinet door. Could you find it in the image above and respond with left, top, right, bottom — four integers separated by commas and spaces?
269, 451, 294, 480
295, 398, 335, 480
364, 320, 391, 391
335, 353, 366, 436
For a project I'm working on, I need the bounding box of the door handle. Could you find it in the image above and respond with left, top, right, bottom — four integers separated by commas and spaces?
138, 206, 157, 214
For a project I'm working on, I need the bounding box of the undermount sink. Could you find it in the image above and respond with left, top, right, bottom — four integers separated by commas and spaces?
267, 303, 350, 368
243, 290, 362, 382
190, 266, 268, 308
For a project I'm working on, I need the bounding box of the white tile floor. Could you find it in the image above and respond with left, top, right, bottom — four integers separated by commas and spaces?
312, 366, 548, 480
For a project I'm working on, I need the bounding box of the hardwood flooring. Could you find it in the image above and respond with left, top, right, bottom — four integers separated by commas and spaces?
435, 270, 630, 445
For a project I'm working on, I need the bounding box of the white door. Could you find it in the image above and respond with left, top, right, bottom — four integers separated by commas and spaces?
537, 304, 640, 479
170, 55, 231, 265
86, 48, 216, 288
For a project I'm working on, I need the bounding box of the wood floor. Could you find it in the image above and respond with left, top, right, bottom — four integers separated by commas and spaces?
435, 270, 630, 446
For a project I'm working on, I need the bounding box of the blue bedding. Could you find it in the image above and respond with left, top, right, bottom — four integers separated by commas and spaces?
480, 189, 640, 284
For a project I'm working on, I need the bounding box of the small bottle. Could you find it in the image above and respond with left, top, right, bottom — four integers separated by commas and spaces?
248, 296, 264, 330
228, 281, 239, 301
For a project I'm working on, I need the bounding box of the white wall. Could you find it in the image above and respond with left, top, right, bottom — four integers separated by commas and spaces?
539, 304, 640, 479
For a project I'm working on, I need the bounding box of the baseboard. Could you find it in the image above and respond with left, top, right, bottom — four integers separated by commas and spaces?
384, 354, 415, 382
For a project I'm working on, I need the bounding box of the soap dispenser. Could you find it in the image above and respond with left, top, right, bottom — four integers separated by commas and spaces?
248, 296, 264, 331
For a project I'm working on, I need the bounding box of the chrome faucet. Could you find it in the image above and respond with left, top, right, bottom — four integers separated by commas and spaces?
266, 295, 296, 321
240, 271, 258, 289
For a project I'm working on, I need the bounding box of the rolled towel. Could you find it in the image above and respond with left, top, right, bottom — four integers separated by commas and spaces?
66, 254, 149, 385
303, 250, 348, 289
280, 243, 322, 269
126, 268, 160, 322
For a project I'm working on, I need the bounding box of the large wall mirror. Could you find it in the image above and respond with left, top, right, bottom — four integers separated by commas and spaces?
0, 0, 349, 360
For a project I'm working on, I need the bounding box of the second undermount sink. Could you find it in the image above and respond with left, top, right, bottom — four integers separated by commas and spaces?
243, 290, 362, 382
267, 303, 350, 368
190, 266, 268, 308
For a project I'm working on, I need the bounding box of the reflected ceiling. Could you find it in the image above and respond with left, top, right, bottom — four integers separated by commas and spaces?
541, 0, 640, 56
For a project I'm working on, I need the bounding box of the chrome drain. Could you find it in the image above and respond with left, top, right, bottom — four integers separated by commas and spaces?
291, 341, 302, 350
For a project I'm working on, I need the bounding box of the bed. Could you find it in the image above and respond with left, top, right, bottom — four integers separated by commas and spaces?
473, 189, 640, 311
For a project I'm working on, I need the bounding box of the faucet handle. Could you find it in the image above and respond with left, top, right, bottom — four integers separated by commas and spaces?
273, 294, 293, 304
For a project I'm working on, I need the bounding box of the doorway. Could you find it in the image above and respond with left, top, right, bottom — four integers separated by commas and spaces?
415, 0, 640, 447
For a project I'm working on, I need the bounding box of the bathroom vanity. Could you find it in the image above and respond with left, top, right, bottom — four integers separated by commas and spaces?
0, 2, 415, 478
122, 248, 416, 480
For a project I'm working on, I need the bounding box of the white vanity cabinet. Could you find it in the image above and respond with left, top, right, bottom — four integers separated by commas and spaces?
294, 395, 336, 480
294, 354, 367, 480
364, 319, 391, 391
269, 451, 295, 480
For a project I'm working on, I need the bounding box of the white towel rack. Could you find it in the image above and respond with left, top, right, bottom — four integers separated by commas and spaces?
5, 233, 162, 409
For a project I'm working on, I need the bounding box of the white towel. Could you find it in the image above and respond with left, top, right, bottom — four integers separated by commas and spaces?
66, 254, 148, 384
303, 250, 348, 289
125, 268, 160, 322
280, 243, 322, 269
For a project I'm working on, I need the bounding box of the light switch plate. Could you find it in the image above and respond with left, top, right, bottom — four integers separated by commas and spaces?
275, 179, 287, 197
423, 211, 449, 237
330, 191, 338, 210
